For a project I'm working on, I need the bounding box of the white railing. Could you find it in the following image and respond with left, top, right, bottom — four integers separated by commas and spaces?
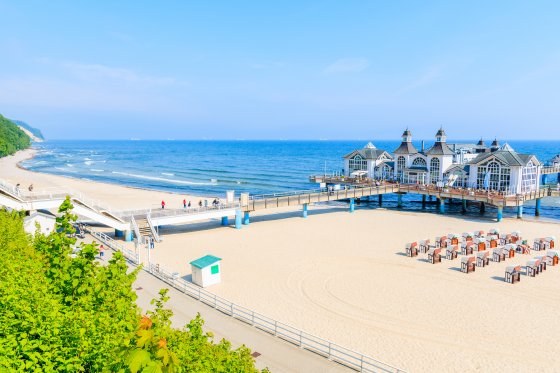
130, 215, 143, 246
84, 224, 140, 264
145, 262, 404, 373
146, 213, 161, 243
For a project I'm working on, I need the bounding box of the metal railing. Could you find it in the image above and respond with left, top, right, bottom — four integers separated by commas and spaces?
83, 224, 140, 264
146, 213, 161, 243
145, 262, 404, 373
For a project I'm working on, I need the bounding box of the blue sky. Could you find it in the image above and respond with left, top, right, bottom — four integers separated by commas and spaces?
0, 1, 559, 140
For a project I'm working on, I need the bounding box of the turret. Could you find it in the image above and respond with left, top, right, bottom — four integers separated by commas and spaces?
402, 129, 412, 143
435, 127, 447, 143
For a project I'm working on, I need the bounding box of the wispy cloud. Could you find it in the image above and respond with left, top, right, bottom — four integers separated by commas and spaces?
323, 58, 369, 74
62, 62, 177, 85
398, 66, 445, 94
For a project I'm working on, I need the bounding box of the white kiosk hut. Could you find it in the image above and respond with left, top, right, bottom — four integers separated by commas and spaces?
190, 255, 222, 288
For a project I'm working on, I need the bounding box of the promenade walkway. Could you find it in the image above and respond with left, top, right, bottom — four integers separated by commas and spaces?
92, 237, 353, 373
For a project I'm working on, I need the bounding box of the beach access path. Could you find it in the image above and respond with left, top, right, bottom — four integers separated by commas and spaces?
92, 245, 351, 373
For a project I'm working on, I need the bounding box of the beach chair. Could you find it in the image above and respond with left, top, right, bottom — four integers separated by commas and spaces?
492, 247, 505, 262
535, 256, 547, 271
547, 250, 559, 266
461, 256, 476, 273
545, 236, 555, 249
505, 265, 521, 284
511, 231, 521, 243
462, 232, 474, 242
446, 245, 459, 260
419, 239, 431, 253
526, 259, 540, 277
504, 244, 516, 258
461, 242, 474, 256
515, 243, 530, 255
476, 251, 490, 267
428, 248, 442, 264
475, 237, 486, 251
534, 238, 546, 251
406, 242, 418, 257
437, 236, 448, 249
473, 230, 485, 238
486, 235, 499, 249
447, 233, 460, 245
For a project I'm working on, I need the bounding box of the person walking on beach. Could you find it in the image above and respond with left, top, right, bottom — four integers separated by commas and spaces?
198, 200, 202, 207
99, 244, 105, 258
150, 237, 155, 249
28, 184, 34, 192
15, 183, 20, 196
183, 199, 186, 208
161, 200, 165, 209
187, 201, 191, 208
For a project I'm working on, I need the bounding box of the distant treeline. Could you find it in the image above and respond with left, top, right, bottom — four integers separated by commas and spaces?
0, 115, 31, 157
10, 119, 44, 140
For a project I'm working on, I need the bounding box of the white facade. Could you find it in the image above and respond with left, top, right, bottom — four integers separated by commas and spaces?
24, 212, 56, 235
191, 259, 221, 287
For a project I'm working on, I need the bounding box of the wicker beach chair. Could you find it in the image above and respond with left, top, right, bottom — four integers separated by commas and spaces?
504, 244, 516, 258
547, 250, 559, 266
505, 265, 521, 284
428, 248, 442, 264
461, 256, 476, 273
446, 245, 459, 260
461, 242, 474, 256
535, 256, 547, 271
419, 239, 431, 253
492, 247, 505, 262
406, 242, 418, 257
476, 251, 490, 267
475, 237, 487, 251
526, 259, 540, 277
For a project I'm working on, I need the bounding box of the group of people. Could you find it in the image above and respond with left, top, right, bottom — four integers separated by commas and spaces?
160, 198, 222, 209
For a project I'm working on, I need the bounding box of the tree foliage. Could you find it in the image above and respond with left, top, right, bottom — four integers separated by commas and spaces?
0, 199, 265, 372
0, 114, 31, 157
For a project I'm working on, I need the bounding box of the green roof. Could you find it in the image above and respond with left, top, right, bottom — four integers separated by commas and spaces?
190, 255, 221, 269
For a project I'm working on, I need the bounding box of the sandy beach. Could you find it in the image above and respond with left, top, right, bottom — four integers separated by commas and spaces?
3, 148, 560, 372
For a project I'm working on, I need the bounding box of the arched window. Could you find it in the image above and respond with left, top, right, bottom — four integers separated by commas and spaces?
396, 156, 406, 178
349, 155, 367, 172
412, 157, 426, 167
430, 158, 440, 184
476, 159, 511, 192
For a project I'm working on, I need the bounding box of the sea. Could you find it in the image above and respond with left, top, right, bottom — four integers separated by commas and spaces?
21, 140, 560, 221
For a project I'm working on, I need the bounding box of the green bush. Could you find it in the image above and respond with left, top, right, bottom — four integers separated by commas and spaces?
0, 199, 265, 372
0, 115, 31, 157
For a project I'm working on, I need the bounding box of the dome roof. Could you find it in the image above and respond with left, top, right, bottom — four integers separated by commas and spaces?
402, 129, 412, 137
364, 142, 376, 149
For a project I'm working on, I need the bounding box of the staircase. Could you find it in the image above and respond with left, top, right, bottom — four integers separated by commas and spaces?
135, 217, 154, 244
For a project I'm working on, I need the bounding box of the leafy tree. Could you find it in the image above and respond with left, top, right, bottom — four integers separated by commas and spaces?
0, 114, 31, 157
0, 201, 266, 372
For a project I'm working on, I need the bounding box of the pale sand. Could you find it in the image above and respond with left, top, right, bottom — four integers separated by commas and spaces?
3, 149, 560, 372
0, 149, 210, 210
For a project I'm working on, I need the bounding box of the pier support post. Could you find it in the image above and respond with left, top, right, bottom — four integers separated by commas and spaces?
235, 210, 242, 229
124, 230, 133, 242
497, 206, 503, 222
115, 229, 124, 238
422, 195, 426, 209
397, 194, 403, 208
517, 205, 523, 219
557, 172, 560, 184
349, 198, 355, 213
535, 198, 541, 216
221, 216, 229, 226
542, 174, 549, 185
302, 203, 308, 218
439, 198, 445, 213
462, 199, 467, 214
243, 211, 250, 225
378, 195, 382, 206
480, 202, 485, 215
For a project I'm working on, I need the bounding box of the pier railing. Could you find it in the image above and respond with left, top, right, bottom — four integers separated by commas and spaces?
83, 224, 140, 264
145, 262, 404, 373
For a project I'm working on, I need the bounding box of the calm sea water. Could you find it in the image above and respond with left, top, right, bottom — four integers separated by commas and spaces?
22, 140, 560, 220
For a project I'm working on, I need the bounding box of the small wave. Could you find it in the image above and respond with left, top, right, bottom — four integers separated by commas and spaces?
210, 178, 218, 183
161, 172, 175, 176
66, 163, 74, 167
84, 161, 93, 166
84, 157, 92, 161
111, 171, 214, 185
55, 167, 77, 173
90, 169, 104, 172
